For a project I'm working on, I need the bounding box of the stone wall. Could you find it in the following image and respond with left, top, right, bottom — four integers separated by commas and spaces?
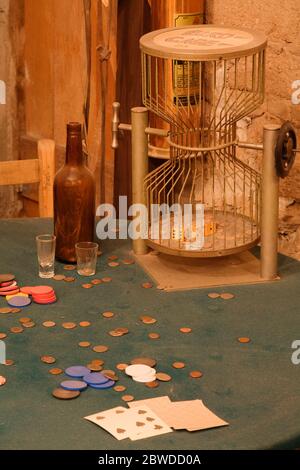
207, 0, 300, 259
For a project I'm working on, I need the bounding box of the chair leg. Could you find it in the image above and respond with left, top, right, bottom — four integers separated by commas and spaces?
38, 139, 55, 218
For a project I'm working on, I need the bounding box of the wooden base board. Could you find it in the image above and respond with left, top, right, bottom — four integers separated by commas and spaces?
134, 250, 277, 291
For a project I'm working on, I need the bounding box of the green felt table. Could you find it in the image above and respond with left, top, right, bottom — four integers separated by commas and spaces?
0, 218, 300, 450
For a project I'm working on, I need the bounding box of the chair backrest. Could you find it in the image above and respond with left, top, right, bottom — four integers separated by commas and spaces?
0, 139, 55, 217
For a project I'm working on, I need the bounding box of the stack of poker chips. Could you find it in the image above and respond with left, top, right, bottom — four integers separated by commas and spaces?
59, 366, 115, 392
125, 364, 157, 383
0, 274, 19, 297
20, 286, 57, 304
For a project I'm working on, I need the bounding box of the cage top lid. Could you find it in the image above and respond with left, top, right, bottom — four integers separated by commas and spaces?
140, 25, 267, 60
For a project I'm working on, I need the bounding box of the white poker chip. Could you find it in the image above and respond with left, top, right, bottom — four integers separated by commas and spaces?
125, 364, 153, 377
132, 374, 157, 383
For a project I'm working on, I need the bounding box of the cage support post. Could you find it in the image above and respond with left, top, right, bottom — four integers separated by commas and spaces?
260, 124, 280, 280
131, 107, 148, 255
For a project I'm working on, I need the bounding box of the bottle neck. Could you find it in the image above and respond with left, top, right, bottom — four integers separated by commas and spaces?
66, 131, 84, 166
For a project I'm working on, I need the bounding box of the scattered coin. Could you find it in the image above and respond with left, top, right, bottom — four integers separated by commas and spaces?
0, 307, 13, 314
172, 361, 185, 369
179, 327, 192, 334
78, 341, 91, 348
91, 279, 102, 285
102, 370, 119, 381
238, 337, 251, 344
121, 394, 134, 402
5, 359, 14, 366
208, 292, 220, 299
90, 359, 104, 366
62, 322, 77, 330
11, 308, 21, 313
0, 333, 7, 339
0, 376, 7, 386
42, 321, 56, 328
102, 277, 112, 283
142, 282, 152, 289
49, 368, 63, 375
115, 327, 129, 335
102, 311, 115, 318
63, 265, 76, 271
116, 363, 129, 371
220, 293, 235, 300
108, 255, 118, 261
93, 345, 109, 353
52, 388, 80, 400
23, 321, 36, 328
122, 259, 135, 265
87, 363, 103, 372
156, 372, 172, 382
148, 332, 160, 340
140, 315, 157, 325
79, 321, 91, 327
109, 330, 123, 337
64, 276, 75, 282
19, 317, 32, 324
189, 370, 203, 379
82, 283, 93, 289
108, 262, 120, 267
145, 380, 159, 388
41, 355, 56, 364
131, 357, 157, 368
10, 326, 23, 334
114, 385, 126, 392
53, 274, 66, 281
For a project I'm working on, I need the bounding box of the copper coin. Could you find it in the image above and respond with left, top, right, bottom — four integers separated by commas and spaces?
0, 333, 7, 339
0, 307, 13, 314
148, 332, 160, 340
10, 326, 23, 334
93, 345, 109, 353
11, 308, 21, 313
19, 317, 32, 324
91, 359, 104, 366
49, 368, 63, 375
52, 388, 80, 400
23, 321, 35, 328
208, 292, 220, 299
102, 311, 114, 318
108, 261, 119, 267
109, 330, 124, 337
121, 394, 134, 402
5, 359, 14, 366
116, 363, 129, 371
122, 259, 135, 265
82, 283, 93, 289
238, 337, 251, 344
172, 361, 185, 369
79, 321, 91, 327
43, 321, 56, 328
91, 279, 102, 285
114, 327, 129, 335
114, 385, 126, 392
101, 277, 112, 283
131, 357, 157, 368
189, 370, 203, 379
156, 372, 172, 382
87, 363, 103, 371
220, 292, 235, 300
142, 282, 152, 289
102, 370, 119, 381
79, 341, 91, 348
63, 265, 76, 271
41, 355, 56, 364
62, 322, 77, 329
64, 276, 75, 282
145, 380, 159, 388
0, 274, 15, 283
53, 274, 66, 281
108, 255, 118, 261
0, 376, 7, 386
140, 316, 157, 325
179, 327, 192, 334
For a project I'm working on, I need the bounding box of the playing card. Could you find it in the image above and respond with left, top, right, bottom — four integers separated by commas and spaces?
128, 396, 174, 426
84, 406, 131, 440
127, 405, 173, 441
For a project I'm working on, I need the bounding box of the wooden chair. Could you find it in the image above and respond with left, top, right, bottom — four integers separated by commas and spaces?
0, 139, 55, 217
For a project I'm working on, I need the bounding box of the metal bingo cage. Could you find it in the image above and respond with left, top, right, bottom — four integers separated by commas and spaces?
112, 25, 298, 281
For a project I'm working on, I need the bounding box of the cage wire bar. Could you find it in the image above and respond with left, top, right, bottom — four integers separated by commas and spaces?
140, 25, 267, 257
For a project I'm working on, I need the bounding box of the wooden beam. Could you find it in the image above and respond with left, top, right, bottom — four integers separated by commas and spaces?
0, 159, 40, 185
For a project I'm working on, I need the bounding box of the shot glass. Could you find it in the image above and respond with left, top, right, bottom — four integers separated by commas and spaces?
36, 234, 56, 278
75, 242, 98, 276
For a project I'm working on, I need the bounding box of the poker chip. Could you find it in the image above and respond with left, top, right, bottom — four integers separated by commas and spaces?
7, 296, 32, 308
30, 286, 54, 295
88, 380, 115, 390
20, 287, 34, 294
1, 280, 16, 287
0, 284, 19, 293
6, 292, 29, 301
33, 297, 57, 305
0, 274, 15, 284
0, 289, 20, 297
65, 366, 91, 378
60, 380, 88, 391
83, 372, 110, 385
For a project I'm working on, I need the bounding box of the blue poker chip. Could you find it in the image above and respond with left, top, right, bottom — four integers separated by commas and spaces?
60, 380, 88, 391
83, 372, 110, 385
7, 296, 32, 308
65, 366, 91, 378
89, 380, 115, 390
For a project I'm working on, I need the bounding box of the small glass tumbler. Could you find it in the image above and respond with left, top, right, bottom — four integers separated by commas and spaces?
36, 234, 56, 278
75, 242, 98, 276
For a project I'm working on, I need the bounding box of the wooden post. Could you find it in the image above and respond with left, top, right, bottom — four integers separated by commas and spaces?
38, 139, 55, 218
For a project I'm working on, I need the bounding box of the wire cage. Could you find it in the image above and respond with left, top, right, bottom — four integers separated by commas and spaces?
140, 25, 267, 257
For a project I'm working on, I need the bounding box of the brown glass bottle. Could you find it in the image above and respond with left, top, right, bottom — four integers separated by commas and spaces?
54, 122, 95, 263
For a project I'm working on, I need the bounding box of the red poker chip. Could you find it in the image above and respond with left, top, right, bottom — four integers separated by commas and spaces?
20, 286, 34, 295
0, 283, 18, 292
30, 286, 54, 295
32, 294, 56, 302
0, 288, 20, 296
0, 280, 16, 288
33, 296, 57, 305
